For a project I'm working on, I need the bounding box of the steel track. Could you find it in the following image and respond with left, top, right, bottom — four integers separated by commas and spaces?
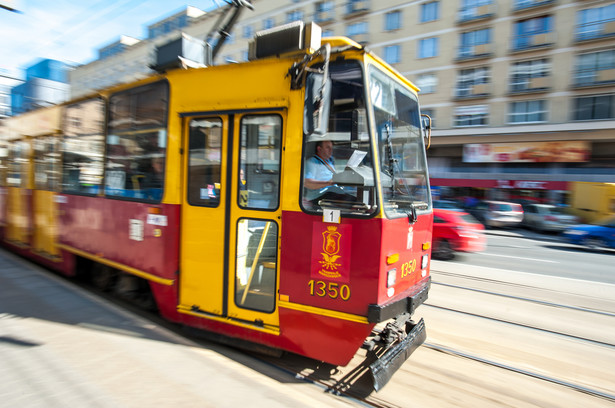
424, 342, 615, 403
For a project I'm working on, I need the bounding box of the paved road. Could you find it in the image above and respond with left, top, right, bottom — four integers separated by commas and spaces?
0, 249, 353, 408
452, 228, 615, 284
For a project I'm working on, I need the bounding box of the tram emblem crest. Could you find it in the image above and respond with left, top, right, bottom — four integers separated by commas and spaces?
311, 223, 351, 282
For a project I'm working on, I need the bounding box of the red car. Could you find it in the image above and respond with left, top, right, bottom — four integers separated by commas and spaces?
432, 209, 486, 260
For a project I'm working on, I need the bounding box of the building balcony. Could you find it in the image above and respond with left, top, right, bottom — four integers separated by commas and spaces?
457, 2, 496, 24
456, 43, 493, 61
575, 19, 615, 43
511, 31, 555, 52
454, 83, 491, 100
344, 0, 370, 18
509, 76, 551, 94
512, 0, 555, 13
573, 68, 615, 88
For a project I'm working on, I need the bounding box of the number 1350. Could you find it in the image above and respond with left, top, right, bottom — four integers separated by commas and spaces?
308, 280, 351, 300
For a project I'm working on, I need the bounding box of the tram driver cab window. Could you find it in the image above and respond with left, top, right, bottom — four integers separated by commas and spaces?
301, 60, 377, 216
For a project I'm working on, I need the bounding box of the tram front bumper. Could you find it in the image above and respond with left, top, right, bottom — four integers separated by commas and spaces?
369, 318, 426, 391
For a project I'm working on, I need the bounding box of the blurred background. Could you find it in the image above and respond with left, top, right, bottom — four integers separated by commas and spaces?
1, 0, 614, 225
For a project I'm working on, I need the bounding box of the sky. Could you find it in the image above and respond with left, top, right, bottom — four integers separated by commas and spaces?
0, 0, 218, 86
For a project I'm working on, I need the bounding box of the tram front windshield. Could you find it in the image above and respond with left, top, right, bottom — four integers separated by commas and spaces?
301, 60, 430, 218
369, 66, 431, 219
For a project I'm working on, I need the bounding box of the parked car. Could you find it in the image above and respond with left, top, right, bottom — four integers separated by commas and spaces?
521, 203, 579, 232
562, 216, 615, 251
466, 200, 524, 228
432, 209, 486, 260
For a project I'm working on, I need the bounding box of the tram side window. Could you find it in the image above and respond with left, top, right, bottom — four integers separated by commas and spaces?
238, 115, 282, 210
105, 82, 168, 202
34, 137, 60, 191
0, 146, 7, 187
61, 98, 105, 195
7, 141, 30, 188
187, 118, 222, 207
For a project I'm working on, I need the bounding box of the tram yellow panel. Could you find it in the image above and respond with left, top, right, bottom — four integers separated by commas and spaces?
6, 187, 30, 246
32, 190, 59, 257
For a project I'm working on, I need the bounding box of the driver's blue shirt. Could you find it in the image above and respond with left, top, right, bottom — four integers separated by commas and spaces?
304, 155, 335, 201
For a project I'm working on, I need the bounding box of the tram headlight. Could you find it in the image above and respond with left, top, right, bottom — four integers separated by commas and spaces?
421, 254, 429, 269
387, 269, 397, 288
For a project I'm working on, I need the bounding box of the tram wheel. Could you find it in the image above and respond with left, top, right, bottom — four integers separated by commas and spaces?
91, 264, 118, 292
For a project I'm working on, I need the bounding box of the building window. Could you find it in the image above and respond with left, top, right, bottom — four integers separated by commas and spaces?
575, 50, 615, 86
418, 37, 439, 59
513, 15, 553, 50
421, 1, 439, 23
508, 100, 547, 123
573, 94, 615, 120
576, 4, 615, 41
455, 67, 490, 98
383, 45, 401, 64
263, 18, 275, 30
287, 9, 304, 23
459, 28, 491, 58
315, 1, 334, 22
416, 73, 437, 94
323, 29, 334, 37
243, 25, 253, 38
347, 21, 368, 36
510, 59, 550, 92
385, 10, 401, 31
454, 105, 488, 126
459, 0, 492, 22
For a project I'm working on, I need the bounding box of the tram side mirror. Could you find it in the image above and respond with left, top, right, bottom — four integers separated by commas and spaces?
421, 113, 432, 149
304, 72, 332, 136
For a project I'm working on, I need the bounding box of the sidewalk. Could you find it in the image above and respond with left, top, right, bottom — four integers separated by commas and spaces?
0, 249, 353, 408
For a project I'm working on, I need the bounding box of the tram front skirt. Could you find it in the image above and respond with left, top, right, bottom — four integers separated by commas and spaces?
368, 318, 426, 391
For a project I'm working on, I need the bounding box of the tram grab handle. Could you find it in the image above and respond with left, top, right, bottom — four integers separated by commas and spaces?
369, 318, 426, 391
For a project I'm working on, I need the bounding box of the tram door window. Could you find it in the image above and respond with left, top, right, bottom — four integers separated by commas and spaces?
187, 118, 223, 206
105, 81, 168, 201
235, 219, 278, 313
61, 98, 105, 195
234, 114, 282, 313
238, 115, 282, 210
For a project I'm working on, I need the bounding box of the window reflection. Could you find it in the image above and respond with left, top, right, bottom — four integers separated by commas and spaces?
239, 115, 282, 210
235, 218, 277, 313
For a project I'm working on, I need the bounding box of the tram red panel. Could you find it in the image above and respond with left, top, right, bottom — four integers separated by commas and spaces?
57, 195, 180, 281
278, 307, 374, 365
378, 213, 433, 305
280, 210, 382, 315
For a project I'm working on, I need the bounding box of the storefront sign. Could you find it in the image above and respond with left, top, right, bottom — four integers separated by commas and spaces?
496, 180, 548, 189
463, 141, 590, 163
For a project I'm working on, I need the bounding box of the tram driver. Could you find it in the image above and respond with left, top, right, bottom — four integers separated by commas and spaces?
304, 140, 354, 205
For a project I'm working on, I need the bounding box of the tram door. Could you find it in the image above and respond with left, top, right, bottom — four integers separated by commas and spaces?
179, 112, 283, 329
6, 140, 32, 246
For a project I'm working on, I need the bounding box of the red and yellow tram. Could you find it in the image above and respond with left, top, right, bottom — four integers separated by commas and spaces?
0, 22, 432, 390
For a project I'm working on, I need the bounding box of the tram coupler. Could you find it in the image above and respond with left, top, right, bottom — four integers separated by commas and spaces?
368, 318, 426, 391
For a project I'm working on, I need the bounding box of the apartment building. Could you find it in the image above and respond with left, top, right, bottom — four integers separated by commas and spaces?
69, 0, 615, 203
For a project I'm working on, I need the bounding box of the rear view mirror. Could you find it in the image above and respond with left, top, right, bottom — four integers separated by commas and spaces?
421, 113, 432, 149
304, 72, 331, 136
